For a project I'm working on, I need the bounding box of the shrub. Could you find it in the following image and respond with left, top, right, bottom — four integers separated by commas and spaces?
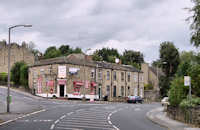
180, 97, 200, 109
20, 64, 29, 89
169, 77, 188, 106
144, 83, 154, 90
0, 72, 7, 82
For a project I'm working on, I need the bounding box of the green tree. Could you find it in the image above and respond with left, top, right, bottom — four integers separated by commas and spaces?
92, 48, 120, 63
20, 64, 29, 89
188, 64, 200, 96
59, 45, 72, 56
121, 50, 144, 68
160, 41, 180, 77
11, 62, 26, 86
159, 76, 172, 97
188, 0, 200, 47
73, 47, 82, 54
168, 77, 188, 106
44, 46, 61, 59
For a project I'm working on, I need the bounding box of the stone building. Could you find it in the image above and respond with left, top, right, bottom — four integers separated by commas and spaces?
28, 54, 144, 101
141, 63, 163, 101
0, 41, 35, 73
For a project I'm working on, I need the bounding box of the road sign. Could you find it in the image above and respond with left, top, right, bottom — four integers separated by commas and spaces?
184, 76, 191, 86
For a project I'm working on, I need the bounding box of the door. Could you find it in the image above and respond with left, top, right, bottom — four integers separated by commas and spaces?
60, 85, 65, 97
113, 86, 116, 97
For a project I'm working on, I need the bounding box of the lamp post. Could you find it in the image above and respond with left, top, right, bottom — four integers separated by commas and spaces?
7, 24, 32, 113
83, 48, 91, 100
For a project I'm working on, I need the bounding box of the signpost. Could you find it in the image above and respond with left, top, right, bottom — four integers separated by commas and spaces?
184, 76, 191, 99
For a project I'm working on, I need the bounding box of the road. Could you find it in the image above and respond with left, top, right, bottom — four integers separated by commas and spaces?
0, 87, 167, 130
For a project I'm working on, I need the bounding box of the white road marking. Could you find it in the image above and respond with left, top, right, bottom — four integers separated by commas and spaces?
50, 124, 55, 130
57, 122, 112, 127
0, 109, 46, 126
54, 119, 59, 124
60, 115, 66, 119
56, 125, 114, 130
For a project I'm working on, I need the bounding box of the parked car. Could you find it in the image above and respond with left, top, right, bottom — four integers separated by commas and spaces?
161, 97, 169, 106
127, 96, 143, 103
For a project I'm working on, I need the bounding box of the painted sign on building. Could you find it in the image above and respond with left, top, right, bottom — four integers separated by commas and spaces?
58, 66, 66, 78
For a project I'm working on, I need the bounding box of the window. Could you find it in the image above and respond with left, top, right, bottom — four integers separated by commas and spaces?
98, 69, 102, 80
140, 75, 143, 82
107, 71, 110, 80
133, 74, 137, 82
128, 72, 131, 82
121, 86, 124, 97
113, 71, 117, 81
91, 69, 95, 78
121, 72, 124, 81
106, 85, 110, 96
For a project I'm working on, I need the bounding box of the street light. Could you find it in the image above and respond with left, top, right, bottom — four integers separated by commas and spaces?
7, 24, 32, 113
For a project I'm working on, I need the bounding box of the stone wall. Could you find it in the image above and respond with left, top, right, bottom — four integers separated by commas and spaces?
0, 41, 35, 73
167, 105, 200, 127
144, 90, 160, 102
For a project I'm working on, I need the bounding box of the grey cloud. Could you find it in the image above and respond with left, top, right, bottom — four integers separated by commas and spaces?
0, 0, 194, 62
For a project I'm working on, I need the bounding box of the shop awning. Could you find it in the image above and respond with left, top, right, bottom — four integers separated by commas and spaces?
73, 81, 84, 86
91, 82, 97, 87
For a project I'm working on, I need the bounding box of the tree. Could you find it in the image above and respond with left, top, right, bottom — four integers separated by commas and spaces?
73, 47, 82, 54
59, 45, 72, 56
188, 0, 200, 47
159, 76, 172, 97
168, 77, 188, 106
188, 64, 200, 96
122, 50, 144, 68
159, 41, 180, 77
92, 48, 120, 63
44, 46, 61, 59
11, 62, 26, 86
20, 64, 29, 89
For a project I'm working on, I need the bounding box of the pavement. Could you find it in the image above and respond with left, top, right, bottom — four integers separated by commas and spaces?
146, 107, 200, 130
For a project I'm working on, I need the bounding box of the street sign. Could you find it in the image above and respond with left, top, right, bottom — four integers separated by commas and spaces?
184, 76, 191, 86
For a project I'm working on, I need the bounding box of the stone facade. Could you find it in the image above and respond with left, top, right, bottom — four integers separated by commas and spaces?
141, 63, 163, 101
0, 41, 35, 73
29, 54, 144, 101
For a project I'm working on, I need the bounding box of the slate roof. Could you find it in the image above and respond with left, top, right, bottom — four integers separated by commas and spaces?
31, 54, 142, 73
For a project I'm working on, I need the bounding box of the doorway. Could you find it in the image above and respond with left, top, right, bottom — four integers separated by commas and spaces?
59, 85, 65, 97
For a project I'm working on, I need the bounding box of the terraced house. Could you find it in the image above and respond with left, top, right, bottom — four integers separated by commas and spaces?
28, 53, 144, 101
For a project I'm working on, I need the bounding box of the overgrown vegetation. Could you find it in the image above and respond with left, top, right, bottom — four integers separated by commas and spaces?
11, 61, 29, 89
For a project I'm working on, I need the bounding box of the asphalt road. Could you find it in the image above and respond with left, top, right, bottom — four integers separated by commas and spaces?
0, 87, 167, 130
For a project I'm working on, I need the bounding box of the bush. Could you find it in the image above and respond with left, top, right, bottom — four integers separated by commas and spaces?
0, 72, 7, 82
188, 64, 200, 96
144, 83, 153, 90
169, 77, 188, 106
20, 64, 29, 89
180, 97, 200, 108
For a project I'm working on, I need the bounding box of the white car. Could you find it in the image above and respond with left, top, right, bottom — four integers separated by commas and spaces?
161, 97, 169, 106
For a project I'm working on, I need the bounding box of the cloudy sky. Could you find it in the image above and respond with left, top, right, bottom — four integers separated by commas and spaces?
0, 0, 197, 63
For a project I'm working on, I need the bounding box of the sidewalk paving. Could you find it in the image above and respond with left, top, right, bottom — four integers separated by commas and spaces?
146, 107, 200, 130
